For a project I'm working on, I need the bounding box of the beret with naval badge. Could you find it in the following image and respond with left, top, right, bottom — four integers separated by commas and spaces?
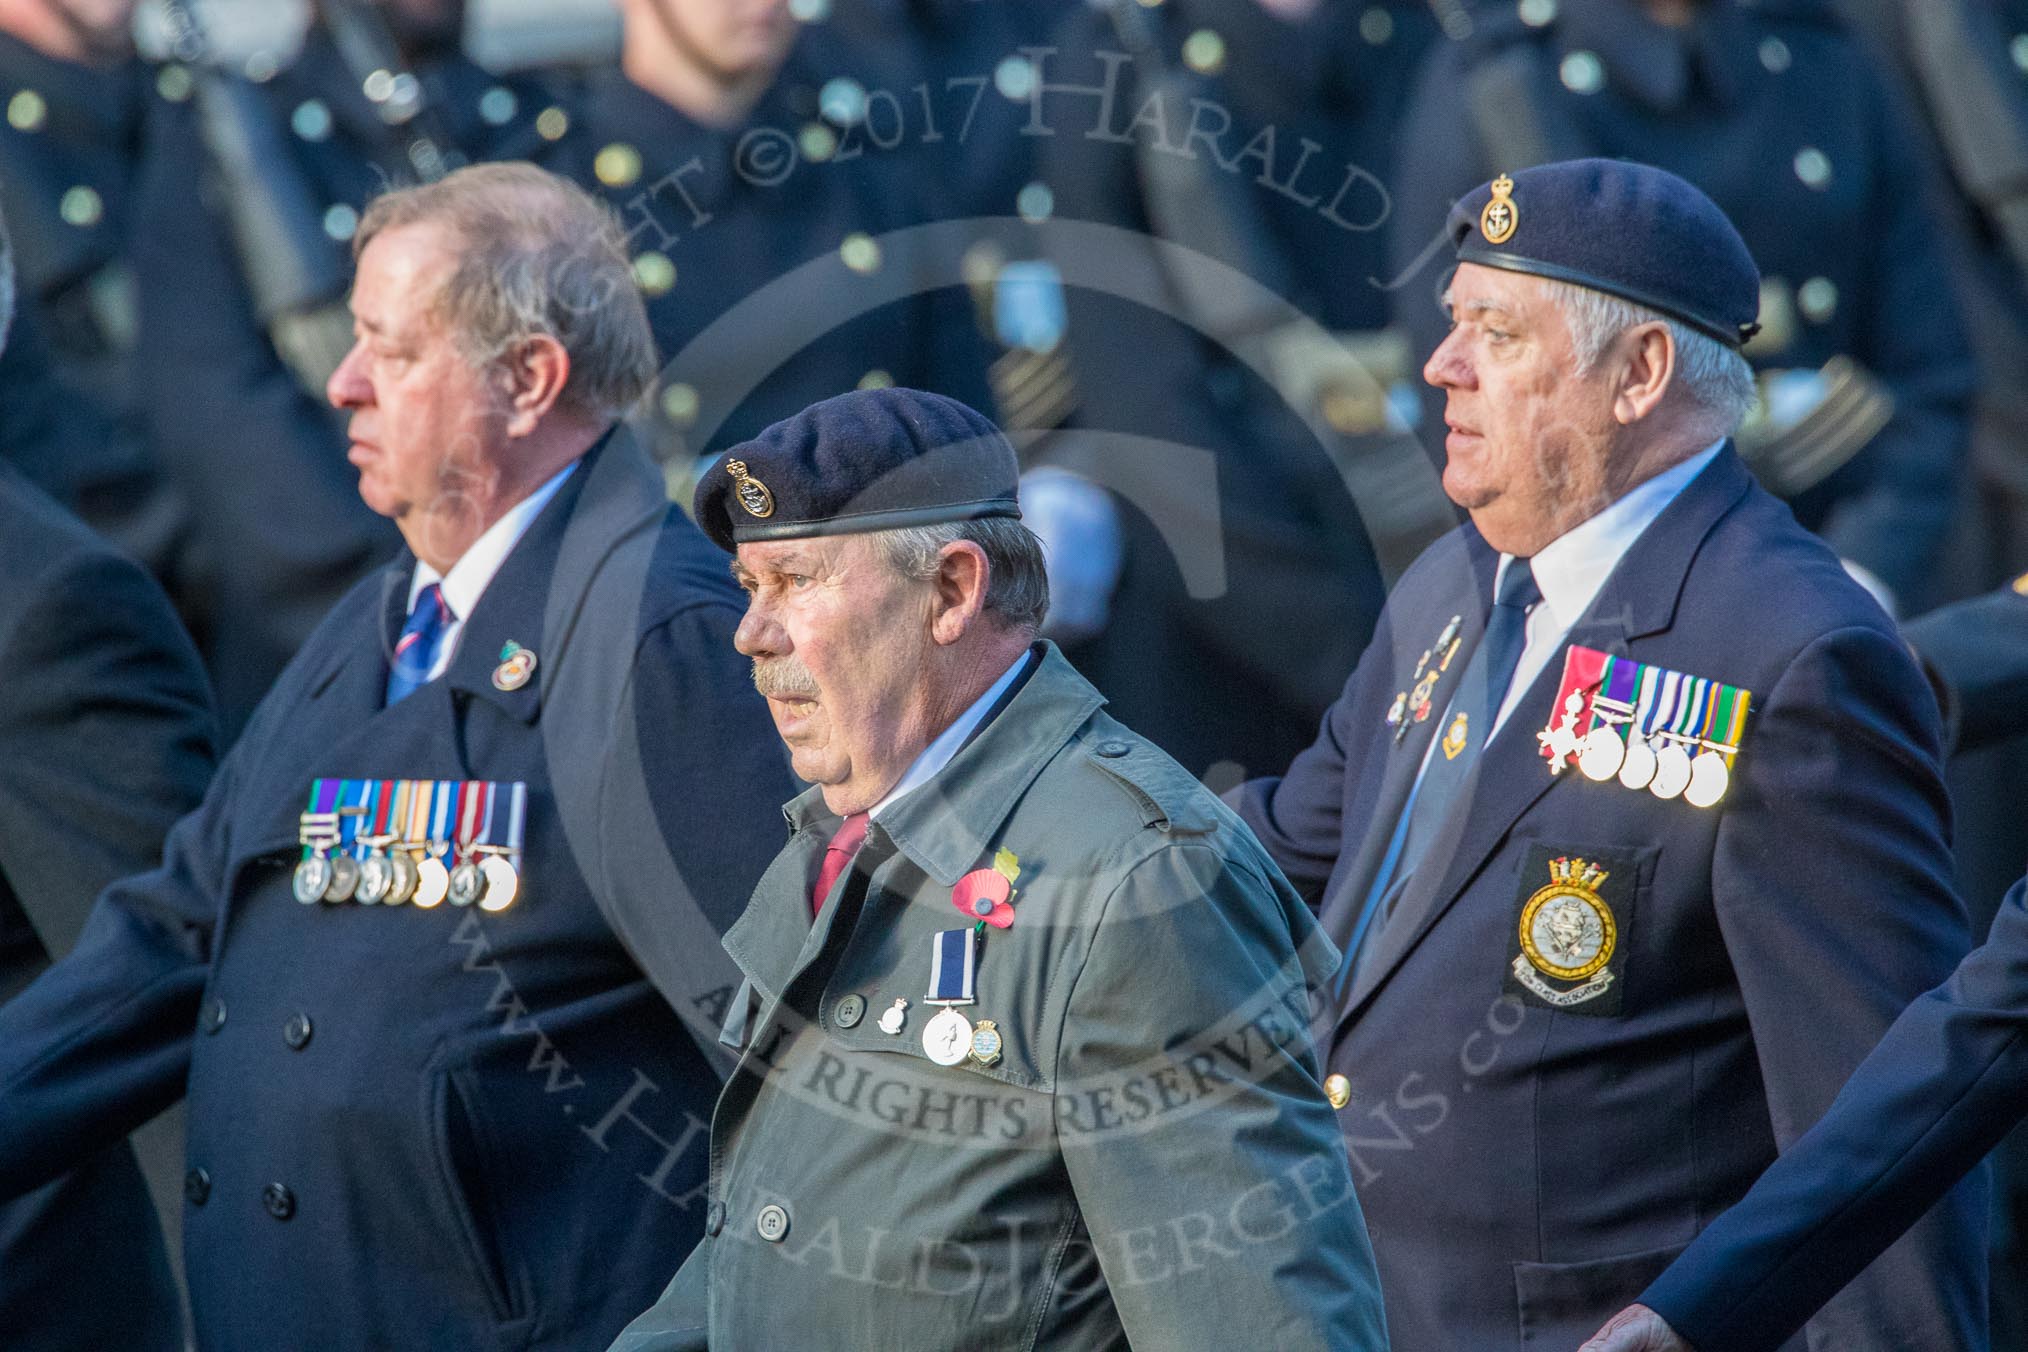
693, 387, 1021, 553
1448, 158, 1762, 349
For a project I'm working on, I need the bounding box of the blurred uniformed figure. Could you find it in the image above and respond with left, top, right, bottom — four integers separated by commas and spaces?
0, 204, 214, 1352
130, 0, 570, 735
554, 0, 988, 498
0, 0, 184, 577
971, 0, 1455, 786
1389, 0, 1974, 620
0, 164, 792, 1351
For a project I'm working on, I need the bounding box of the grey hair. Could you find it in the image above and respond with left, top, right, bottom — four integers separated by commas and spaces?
355, 162, 657, 423
1540, 277, 1758, 432
875, 517, 1051, 634
0, 207, 14, 359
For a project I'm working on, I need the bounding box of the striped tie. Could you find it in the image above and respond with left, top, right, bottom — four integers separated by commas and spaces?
386, 583, 452, 706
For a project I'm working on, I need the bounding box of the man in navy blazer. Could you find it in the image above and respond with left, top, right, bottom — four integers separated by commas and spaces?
1581, 870, 2028, 1352
1233, 159, 1983, 1350
0, 164, 793, 1350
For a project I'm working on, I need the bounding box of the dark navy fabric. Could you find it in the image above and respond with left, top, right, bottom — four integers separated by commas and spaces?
1233, 446, 1984, 1350
1388, 0, 1975, 609
0, 462, 213, 1350
692, 386, 1017, 551
556, 56, 990, 477
1448, 158, 1762, 347
1644, 870, 2028, 1351
0, 432, 794, 1351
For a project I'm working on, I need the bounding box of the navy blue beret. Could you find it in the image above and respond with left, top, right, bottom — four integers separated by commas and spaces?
693, 387, 1020, 553
1448, 158, 1762, 348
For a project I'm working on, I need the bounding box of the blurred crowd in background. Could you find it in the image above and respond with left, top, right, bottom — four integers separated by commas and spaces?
4, 0, 2028, 1334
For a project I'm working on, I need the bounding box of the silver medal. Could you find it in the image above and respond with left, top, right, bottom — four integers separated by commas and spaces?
1617, 738, 1659, 791
921, 1007, 973, 1066
447, 860, 487, 908
323, 853, 360, 902
1685, 751, 1730, 808
293, 854, 332, 905
1650, 743, 1693, 800
1577, 726, 1626, 782
356, 852, 393, 905
477, 856, 520, 912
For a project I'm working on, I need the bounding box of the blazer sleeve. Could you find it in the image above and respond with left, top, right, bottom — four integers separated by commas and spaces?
0, 544, 218, 954
1053, 841, 1388, 1350
1229, 608, 1396, 902
1707, 621, 1986, 1351
1647, 874, 2028, 1352
0, 727, 241, 1201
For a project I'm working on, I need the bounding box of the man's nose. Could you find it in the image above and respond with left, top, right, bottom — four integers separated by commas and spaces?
733, 600, 785, 659
327, 340, 371, 409
1424, 328, 1473, 391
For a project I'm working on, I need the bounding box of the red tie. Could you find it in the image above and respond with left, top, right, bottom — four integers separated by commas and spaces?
810, 812, 870, 919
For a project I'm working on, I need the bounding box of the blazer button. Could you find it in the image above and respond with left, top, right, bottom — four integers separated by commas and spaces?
184, 1168, 211, 1206
834, 993, 866, 1029
755, 1203, 790, 1242
262, 1183, 296, 1221
201, 997, 227, 1034
705, 1201, 726, 1237
283, 1013, 313, 1050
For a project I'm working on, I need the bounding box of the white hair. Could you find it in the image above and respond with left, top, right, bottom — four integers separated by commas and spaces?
1539, 277, 1757, 432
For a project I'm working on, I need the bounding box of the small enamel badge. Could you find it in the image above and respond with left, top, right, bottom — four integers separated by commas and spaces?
877, 998, 908, 1035
1505, 846, 1637, 1016
493, 640, 537, 692
1480, 172, 1519, 244
1442, 711, 1469, 760
725, 458, 775, 518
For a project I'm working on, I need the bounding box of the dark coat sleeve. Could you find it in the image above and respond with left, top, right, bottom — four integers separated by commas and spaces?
1228, 604, 1397, 902
1903, 583, 2028, 755
1646, 875, 2028, 1352
0, 544, 218, 955
0, 734, 238, 1201
1706, 622, 1986, 1350
0, 508, 217, 1350
595, 596, 797, 1055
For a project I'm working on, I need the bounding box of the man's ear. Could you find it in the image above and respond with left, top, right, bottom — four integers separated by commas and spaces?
1612, 322, 1675, 426
928, 540, 991, 646
499, 334, 572, 438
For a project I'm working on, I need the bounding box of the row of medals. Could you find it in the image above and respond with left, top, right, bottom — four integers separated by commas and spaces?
292, 810, 520, 911
879, 997, 1004, 1068
1569, 690, 1734, 808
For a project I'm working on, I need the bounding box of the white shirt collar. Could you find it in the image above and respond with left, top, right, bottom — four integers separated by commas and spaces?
1500, 438, 1724, 636
407, 461, 577, 621
870, 650, 1034, 821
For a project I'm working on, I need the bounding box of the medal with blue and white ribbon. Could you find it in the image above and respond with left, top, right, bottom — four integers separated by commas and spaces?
921, 928, 977, 1066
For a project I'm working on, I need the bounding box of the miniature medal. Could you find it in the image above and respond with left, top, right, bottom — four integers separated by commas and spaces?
385, 849, 420, 906
1649, 742, 1693, 800
324, 852, 360, 903
355, 845, 394, 905
293, 850, 333, 905
412, 846, 450, 909
1577, 727, 1626, 782
1616, 737, 1659, 791
447, 857, 487, 908
477, 852, 519, 912
1685, 751, 1730, 808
